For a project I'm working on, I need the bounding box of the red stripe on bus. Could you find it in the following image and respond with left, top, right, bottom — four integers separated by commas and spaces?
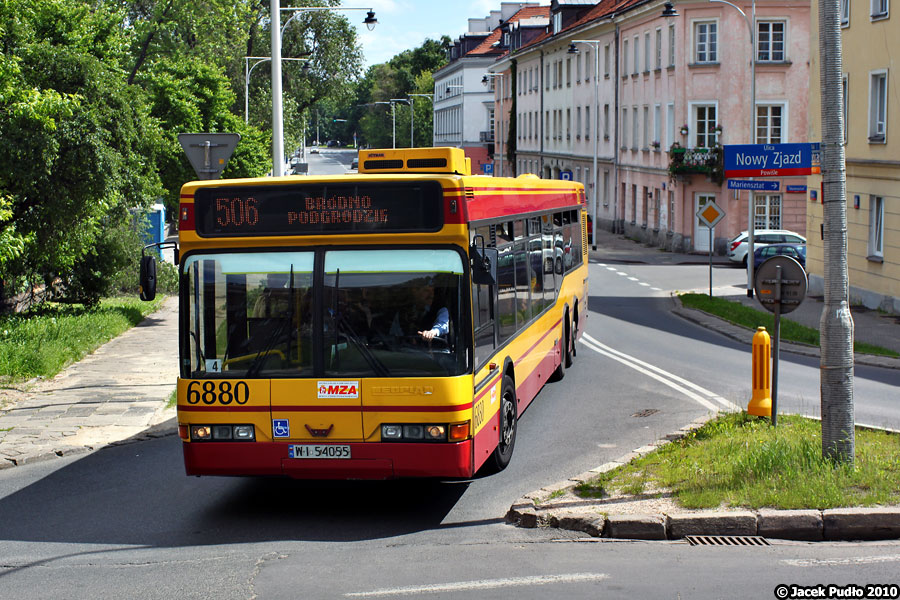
180, 403, 473, 413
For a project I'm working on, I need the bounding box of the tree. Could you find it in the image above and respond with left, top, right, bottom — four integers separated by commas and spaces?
0, 0, 164, 305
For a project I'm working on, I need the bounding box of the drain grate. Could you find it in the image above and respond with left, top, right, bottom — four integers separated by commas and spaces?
631, 409, 660, 418
685, 535, 770, 547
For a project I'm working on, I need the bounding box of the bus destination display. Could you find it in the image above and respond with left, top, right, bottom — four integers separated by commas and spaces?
194, 182, 443, 236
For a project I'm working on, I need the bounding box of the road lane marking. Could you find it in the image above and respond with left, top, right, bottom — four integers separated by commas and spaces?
345, 573, 610, 597
783, 555, 900, 567
581, 333, 740, 412
628, 277, 639, 281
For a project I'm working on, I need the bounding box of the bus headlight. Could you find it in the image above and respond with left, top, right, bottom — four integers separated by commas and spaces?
190, 424, 255, 441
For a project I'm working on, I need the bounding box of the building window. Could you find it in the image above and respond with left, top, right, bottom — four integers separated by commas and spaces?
604, 44, 610, 77
622, 107, 628, 147
869, 70, 888, 142
756, 104, 785, 144
871, 0, 889, 19
552, 11, 562, 33
643, 106, 649, 148
843, 74, 849, 143
655, 28, 662, 69
754, 194, 782, 229
644, 32, 651, 72
576, 107, 582, 140
694, 21, 718, 63
566, 58, 572, 87
576, 53, 582, 82
586, 106, 591, 140
585, 49, 591, 81
757, 21, 786, 62
668, 23, 676, 66
694, 104, 718, 148
632, 105, 639, 149
623, 39, 629, 75
633, 35, 639, 74
654, 104, 661, 146
604, 104, 610, 139
841, 0, 850, 25
666, 103, 675, 147
869, 196, 884, 258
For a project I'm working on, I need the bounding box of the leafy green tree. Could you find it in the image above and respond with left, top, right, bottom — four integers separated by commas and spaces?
0, 0, 162, 305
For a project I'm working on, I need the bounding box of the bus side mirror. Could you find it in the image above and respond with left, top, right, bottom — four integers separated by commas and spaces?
139, 255, 157, 301
470, 244, 497, 286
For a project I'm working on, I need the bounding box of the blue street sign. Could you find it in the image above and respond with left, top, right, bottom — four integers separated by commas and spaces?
483, 163, 494, 175
727, 180, 780, 191
560, 170, 573, 180
724, 143, 821, 178
786, 185, 807, 193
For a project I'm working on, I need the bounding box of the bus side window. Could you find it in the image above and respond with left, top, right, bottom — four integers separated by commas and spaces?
472, 225, 495, 368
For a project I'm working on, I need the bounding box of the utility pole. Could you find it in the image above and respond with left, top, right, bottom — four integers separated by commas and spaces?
818, 0, 854, 463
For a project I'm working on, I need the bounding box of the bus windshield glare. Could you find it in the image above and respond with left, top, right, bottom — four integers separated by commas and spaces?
183, 249, 467, 378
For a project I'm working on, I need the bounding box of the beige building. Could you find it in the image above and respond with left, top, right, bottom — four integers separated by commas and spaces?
808, 0, 900, 312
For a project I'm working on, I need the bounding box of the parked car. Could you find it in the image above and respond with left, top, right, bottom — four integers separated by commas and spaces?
728, 229, 806, 267
753, 242, 807, 270
350, 157, 358, 170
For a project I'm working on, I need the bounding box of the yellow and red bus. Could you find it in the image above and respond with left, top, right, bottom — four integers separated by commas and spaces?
141, 147, 588, 479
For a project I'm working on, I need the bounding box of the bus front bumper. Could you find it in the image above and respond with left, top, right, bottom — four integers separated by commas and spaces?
182, 440, 474, 480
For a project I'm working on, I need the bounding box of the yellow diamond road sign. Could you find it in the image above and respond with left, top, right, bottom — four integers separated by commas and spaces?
697, 201, 725, 228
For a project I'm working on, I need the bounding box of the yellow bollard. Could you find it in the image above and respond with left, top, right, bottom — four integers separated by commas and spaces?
748, 326, 772, 416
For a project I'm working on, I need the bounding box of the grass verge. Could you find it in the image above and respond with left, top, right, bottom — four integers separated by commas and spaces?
679, 292, 900, 358
0, 296, 166, 385
575, 412, 900, 510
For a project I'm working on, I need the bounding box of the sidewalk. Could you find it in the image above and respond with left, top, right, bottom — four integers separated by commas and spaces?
0, 296, 179, 468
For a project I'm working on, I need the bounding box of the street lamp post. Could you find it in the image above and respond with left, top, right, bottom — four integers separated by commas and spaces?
481, 74, 503, 177
270, 4, 377, 176
408, 94, 434, 148
391, 99, 411, 147
708, 0, 756, 296
444, 84, 465, 153
568, 41, 601, 249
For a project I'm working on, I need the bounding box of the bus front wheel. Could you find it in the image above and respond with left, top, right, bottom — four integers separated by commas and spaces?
490, 375, 517, 471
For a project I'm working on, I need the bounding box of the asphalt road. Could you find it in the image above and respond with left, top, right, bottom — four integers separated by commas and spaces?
3, 259, 899, 598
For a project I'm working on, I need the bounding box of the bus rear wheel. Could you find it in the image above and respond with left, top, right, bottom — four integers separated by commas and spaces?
549, 316, 569, 382
490, 375, 517, 471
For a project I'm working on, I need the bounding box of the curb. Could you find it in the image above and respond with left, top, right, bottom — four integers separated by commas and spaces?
505, 417, 900, 542
0, 413, 177, 469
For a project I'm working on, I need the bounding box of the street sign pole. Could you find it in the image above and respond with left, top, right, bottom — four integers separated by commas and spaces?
709, 226, 713, 297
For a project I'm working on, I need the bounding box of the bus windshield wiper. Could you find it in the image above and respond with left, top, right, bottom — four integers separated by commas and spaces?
335, 314, 390, 377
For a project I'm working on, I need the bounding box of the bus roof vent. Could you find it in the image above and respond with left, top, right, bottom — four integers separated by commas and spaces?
407, 158, 447, 169
363, 159, 404, 170
358, 147, 470, 175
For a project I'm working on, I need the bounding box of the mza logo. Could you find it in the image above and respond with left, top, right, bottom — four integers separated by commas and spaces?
317, 381, 360, 399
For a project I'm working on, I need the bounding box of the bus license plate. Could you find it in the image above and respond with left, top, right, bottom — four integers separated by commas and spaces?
289, 445, 351, 459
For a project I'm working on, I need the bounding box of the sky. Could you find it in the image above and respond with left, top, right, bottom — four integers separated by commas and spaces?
341, 0, 504, 68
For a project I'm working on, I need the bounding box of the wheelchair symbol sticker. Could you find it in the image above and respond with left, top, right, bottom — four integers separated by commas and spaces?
273, 419, 290, 438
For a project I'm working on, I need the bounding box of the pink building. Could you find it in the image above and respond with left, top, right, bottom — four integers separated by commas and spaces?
617, 0, 811, 253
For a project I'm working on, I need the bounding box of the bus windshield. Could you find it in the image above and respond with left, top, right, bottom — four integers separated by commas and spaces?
183, 249, 468, 378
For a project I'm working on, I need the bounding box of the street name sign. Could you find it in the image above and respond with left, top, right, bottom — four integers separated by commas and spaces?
724, 143, 821, 178
727, 180, 780, 191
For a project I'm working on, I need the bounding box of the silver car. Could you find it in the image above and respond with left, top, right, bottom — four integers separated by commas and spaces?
727, 229, 806, 267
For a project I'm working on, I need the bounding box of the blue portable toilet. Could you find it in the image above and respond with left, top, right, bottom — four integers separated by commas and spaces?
142, 203, 166, 258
